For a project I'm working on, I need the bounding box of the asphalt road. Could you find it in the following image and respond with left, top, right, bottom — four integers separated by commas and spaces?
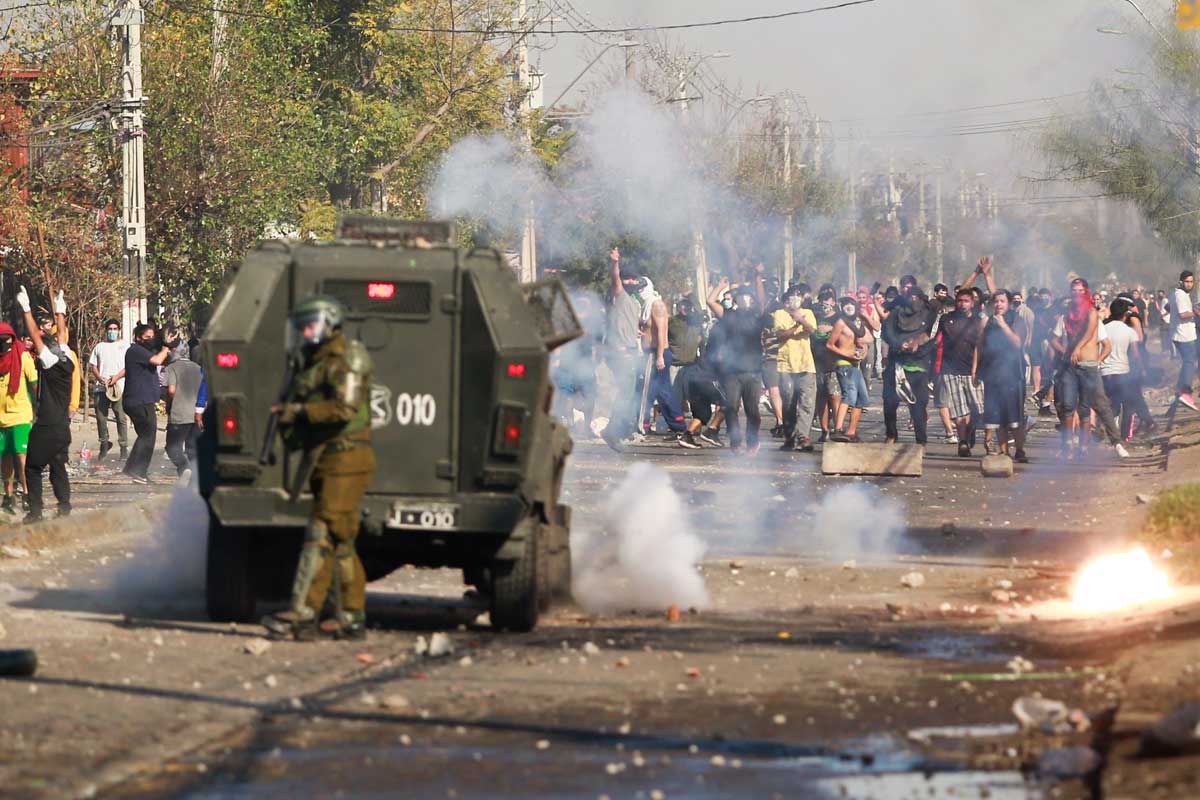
0, 405, 1194, 800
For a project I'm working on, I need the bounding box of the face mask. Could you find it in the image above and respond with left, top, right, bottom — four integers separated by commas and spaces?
842, 305, 857, 317
106, 330, 119, 342
0, 339, 11, 354
721, 299, 733, 310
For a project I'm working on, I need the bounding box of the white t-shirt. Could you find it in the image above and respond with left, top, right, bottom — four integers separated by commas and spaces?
1171, 287, 1196, 343
89, 340, 131, 391
1100, 321, 1140, 376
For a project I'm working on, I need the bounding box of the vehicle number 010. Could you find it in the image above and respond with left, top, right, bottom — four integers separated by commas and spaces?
396, 393, 437, 426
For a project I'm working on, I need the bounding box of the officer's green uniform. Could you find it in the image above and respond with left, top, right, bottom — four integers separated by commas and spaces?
265, 298, 375, 639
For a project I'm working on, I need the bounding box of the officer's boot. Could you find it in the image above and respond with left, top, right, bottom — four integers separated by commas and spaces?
262, 519, 329, 641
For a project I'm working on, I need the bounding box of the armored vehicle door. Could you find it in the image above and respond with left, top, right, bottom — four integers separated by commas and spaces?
293, 245, 458, 496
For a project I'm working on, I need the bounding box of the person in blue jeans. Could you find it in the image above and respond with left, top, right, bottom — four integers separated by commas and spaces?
827, 296, 871, 442
639, 284, 686, 435
1170, 271, 1199, 411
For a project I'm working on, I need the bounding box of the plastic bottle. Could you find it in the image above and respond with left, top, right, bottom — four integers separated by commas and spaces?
79, 446, 92, 472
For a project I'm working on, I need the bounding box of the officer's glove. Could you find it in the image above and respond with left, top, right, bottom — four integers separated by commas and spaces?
52, 290, 66, 315
15, 285, 29, 313
277, 403, 303, 424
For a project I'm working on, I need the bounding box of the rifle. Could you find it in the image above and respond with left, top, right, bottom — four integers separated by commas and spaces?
258, 353, 298, 466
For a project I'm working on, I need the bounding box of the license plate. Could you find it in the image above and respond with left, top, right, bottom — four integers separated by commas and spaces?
387, 502, 459, 530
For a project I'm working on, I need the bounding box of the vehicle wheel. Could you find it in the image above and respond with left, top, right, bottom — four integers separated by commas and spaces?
490, 529, 538, 632
205, 514, 257, 622
548, 525, 573, 603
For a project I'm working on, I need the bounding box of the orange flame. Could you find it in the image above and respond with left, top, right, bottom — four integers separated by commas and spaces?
1072, 547, 1172, 613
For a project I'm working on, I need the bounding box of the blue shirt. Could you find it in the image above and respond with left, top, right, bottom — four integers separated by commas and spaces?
123, 342, 160, 407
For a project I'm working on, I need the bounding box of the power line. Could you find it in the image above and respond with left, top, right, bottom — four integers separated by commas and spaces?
159, 0, 878, 33
825, 91, 1095, 124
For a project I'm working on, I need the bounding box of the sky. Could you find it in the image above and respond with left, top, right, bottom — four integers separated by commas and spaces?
532, 0, 1163, 192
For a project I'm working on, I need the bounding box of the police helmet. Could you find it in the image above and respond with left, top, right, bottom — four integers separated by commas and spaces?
291, 294, 346, 347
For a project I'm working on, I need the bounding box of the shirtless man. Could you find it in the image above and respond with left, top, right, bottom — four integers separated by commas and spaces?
1050, 277, 1129, 460
826, 296, 872, 442
638, 275, 687, 436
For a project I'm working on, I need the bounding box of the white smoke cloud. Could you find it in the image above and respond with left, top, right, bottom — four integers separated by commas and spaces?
572, 461, 709, 613
107, 484, 208, 605
807, 482, 905, 561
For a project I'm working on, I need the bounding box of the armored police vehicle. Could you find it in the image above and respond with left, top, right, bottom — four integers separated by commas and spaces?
198, 218, 581, 631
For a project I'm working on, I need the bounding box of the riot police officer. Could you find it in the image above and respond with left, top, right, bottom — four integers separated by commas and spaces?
262, 295, 376, 641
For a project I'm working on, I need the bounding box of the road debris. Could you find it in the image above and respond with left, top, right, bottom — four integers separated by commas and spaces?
0, 545, 30, 559
1139, 702, 1200, 756
243, 638, 272, 656
0, 649, 37, 677
1037, 746, 1101, 778
900, 572, 925, 588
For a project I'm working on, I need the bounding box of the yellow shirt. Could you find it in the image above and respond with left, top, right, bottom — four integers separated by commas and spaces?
773, 308, 817, 374
0, 352, 38, 427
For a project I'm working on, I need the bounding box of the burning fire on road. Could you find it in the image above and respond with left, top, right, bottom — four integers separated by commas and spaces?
1071, 547, 1173, 614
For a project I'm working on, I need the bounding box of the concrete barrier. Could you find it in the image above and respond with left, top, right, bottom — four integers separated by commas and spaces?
821, 442, 923, 477
981, 454, 1014, 478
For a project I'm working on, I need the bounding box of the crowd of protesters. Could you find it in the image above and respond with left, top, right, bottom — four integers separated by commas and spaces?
0, 290, 208, 523
562, 248, 1200, 463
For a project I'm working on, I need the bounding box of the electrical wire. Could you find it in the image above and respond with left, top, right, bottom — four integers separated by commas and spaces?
159, 0, 878, 34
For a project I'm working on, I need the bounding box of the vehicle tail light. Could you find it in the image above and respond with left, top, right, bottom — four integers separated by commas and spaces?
492, 404, 526, 457
506, 362, 526, 378
218, 396, 244, 448
216, 352, 239, 368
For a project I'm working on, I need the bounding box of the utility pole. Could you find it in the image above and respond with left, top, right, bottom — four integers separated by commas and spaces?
916, 166, 926, 235
679, 69, 709, 304
782, 95, 794, 288
934, 174, 944, 286
515, 0, 537, 283
112, 0, 147, 339
624, 41, 636, 81
847, 133, 857, 292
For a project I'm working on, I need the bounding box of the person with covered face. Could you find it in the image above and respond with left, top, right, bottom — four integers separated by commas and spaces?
122, 322, 172, 483
15, 286, 75, 521
811, 287, 842, 443
0, 317, 38, 514
1050, 278, 1128, 460
827, 296, 871, 442
710, 286, 764, 455
601, 247, 646, 451
881, 287, 940, 445
935, 288, 985, 457
636, 275, 686, 436
977, 291, 1028, 462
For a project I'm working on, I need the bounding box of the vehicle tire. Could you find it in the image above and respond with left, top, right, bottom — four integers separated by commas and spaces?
205, 514, 257, 622
490, 530, 538, 632
548, 526, 573, 603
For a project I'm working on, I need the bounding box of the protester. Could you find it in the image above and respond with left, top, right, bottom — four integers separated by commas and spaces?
164, 342, 204, 479
712, 286, 764, 455
123, 323, 172, 483
935, 288, 984, 457
1101, 298, 1150, 441
772, 291, 818, 451
882, 288, 939, 445
16, 287, 74, 521
827, 296, 871, 442
1169, 271, 1198, 411
0, 321, 36, 513
811, 287, 841, 443
601, 247, 645, 451
977, 291, 1028, 461
89, 317, 130, 462
637, 277, 687, 437
1051, 278, 1129, 459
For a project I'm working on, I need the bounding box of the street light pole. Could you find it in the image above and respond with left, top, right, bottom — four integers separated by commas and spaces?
782, 95, 794, 288
517, 0, 537, 283
112, 0, 147, 339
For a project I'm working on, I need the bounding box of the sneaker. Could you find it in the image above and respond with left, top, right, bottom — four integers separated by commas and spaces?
796, 437, 815, 452
120, 446, 129, 461
1180, 393, 1198, 412
831, 431, 850, 443
601, 428, 627, 453
745, 443, 760, 457
1014, 449, 1029, 463
944, 432, 959, 444
677, 431, 701, 450
97, 441, 113, 462
779, 439, 795, 451
262, 611, 321, 642
731, 444, 746, 455
1, 494, 12, 514
21, 511, 42, 524
177, 468, 193, 486
699, 429, 724, 448
844, 433, 861, 443
770, 424, 786, 439
817, 431, 828, 443
957, 442, 970, 458
130, 475, 150, 485
1115, 443, 1130, 459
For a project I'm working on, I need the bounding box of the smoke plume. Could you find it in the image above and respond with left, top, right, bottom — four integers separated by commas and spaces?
572, 462, 709, 613
107, 484, 208, 607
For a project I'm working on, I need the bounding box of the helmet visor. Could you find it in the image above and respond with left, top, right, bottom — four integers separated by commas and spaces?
290, 308, 333, 347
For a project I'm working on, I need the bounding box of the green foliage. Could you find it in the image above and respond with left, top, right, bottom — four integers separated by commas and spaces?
1144, 482, 1200, 581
